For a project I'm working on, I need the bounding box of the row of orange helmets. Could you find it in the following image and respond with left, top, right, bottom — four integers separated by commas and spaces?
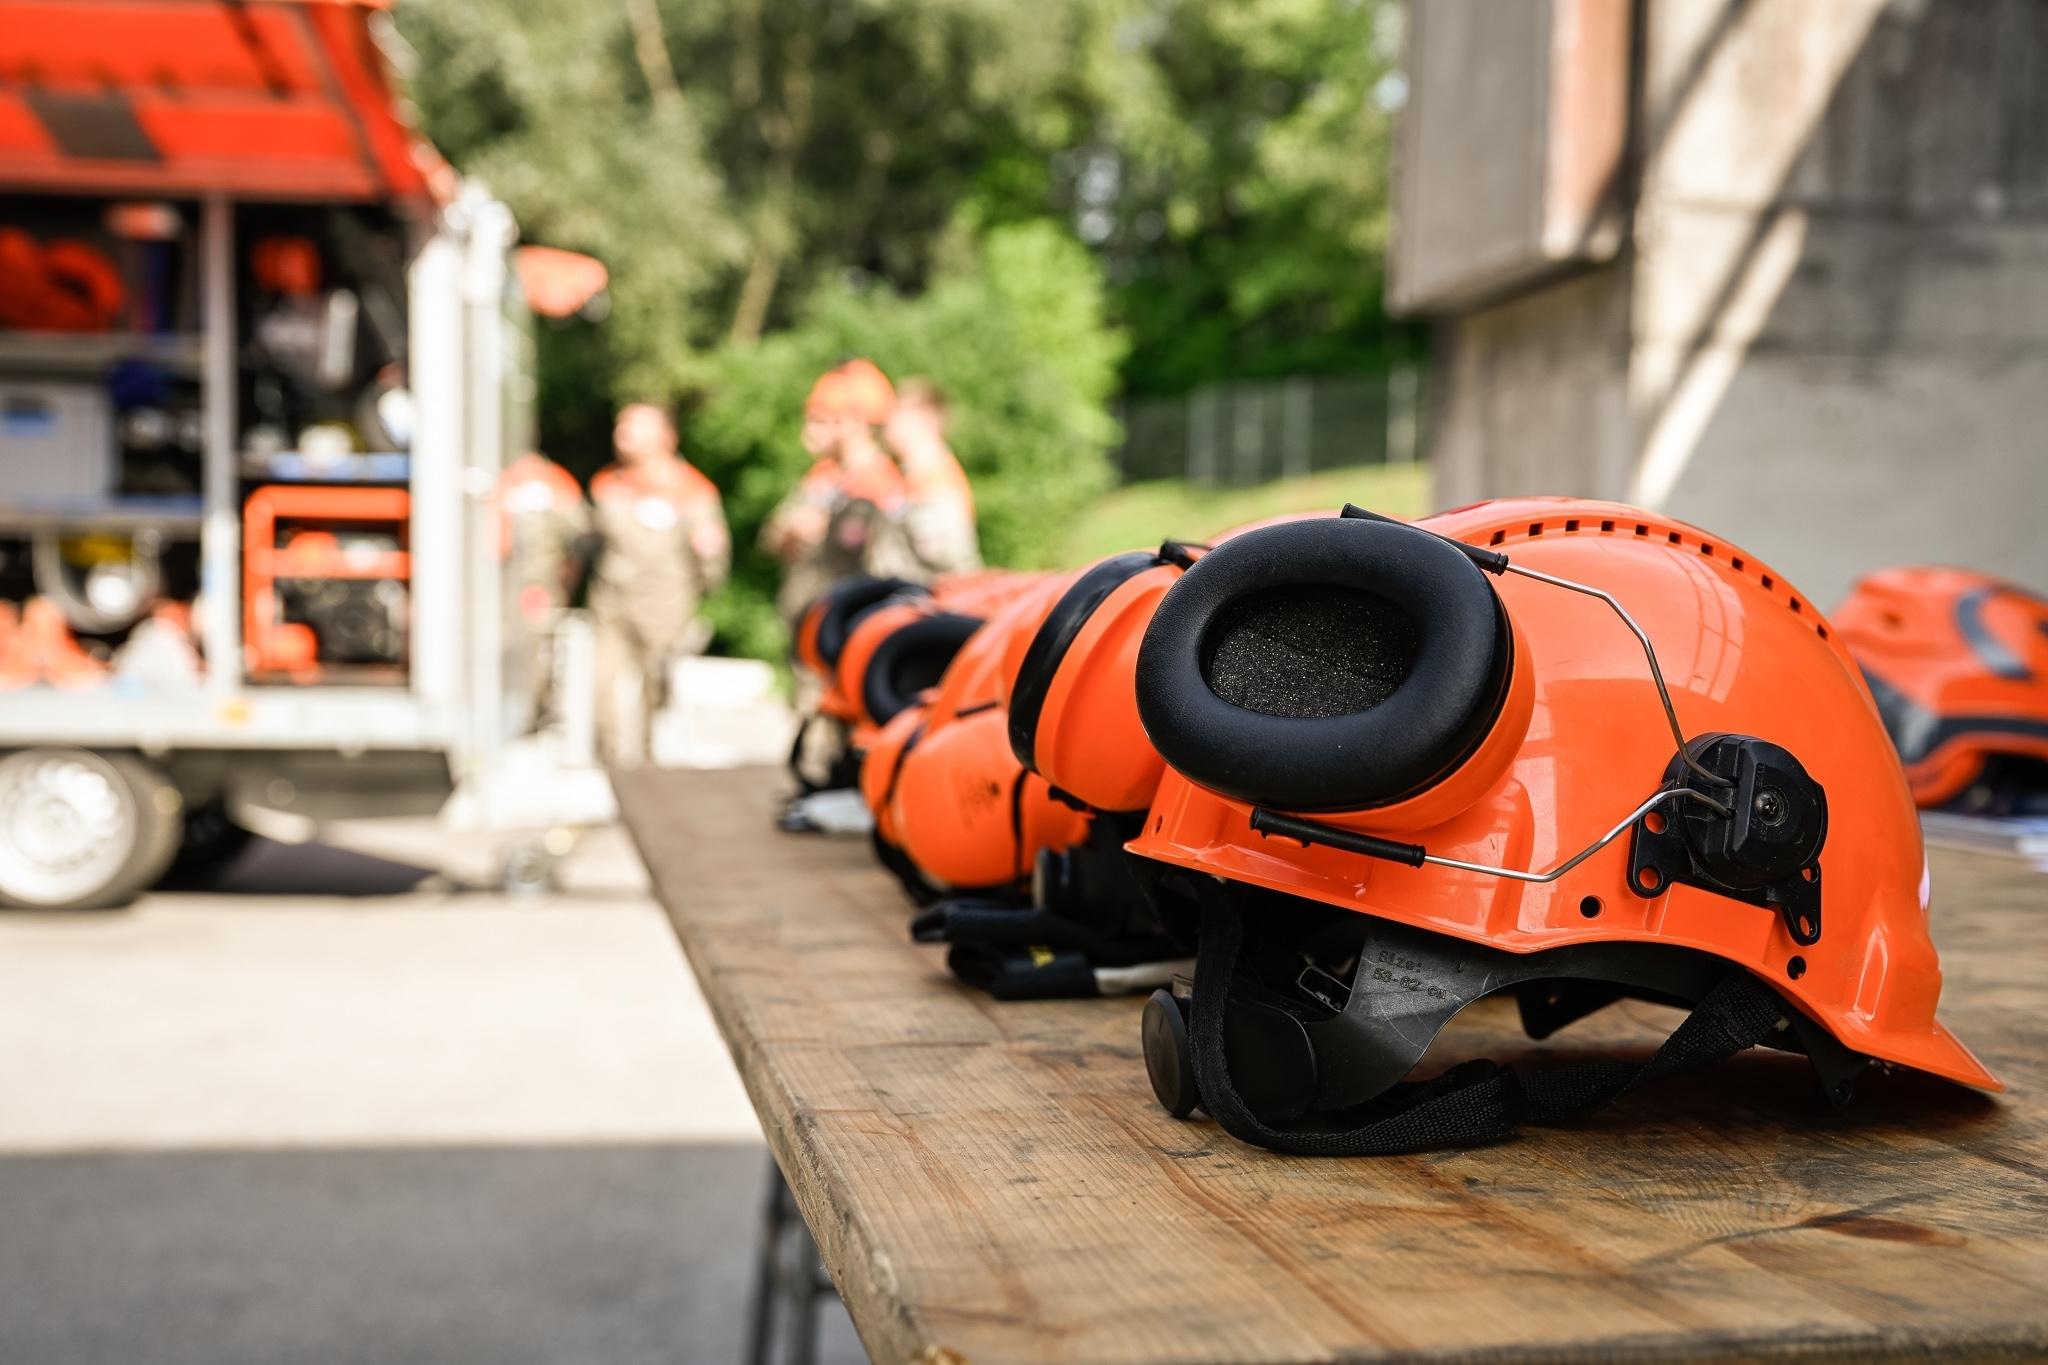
787, 498, 2035, 1156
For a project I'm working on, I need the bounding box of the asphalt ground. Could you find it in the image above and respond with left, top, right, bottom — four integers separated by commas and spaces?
0, 821, 865, 1365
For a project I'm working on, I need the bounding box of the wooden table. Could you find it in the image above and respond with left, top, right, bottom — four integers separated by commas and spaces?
618, 766, 2048, 1364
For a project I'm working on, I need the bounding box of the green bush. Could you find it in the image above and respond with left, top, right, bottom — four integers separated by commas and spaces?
684, 220, 1126, 664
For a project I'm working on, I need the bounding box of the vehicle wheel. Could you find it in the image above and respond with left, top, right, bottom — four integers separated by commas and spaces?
0, 749, 183, 910
158, 801, 256, 887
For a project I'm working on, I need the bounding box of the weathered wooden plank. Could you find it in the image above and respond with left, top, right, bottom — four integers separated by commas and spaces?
617, 765, 2048, 1365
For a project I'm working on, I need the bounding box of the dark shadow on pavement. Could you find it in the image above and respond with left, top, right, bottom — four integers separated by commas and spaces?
0, 1141, 867, 1365
197, 838, 441, 899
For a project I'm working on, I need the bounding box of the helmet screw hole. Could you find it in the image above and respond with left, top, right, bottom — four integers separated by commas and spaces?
1579, 895, 1602, 918
1787, 955, 1808, 980
1800, 865, 1817, 883
1635, 867, 1662, 893
1643, 811, 1668, 835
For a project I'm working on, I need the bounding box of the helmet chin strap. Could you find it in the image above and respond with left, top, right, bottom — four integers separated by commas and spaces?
1177, 883, 1815, 1158
914, 817, 1192, 1000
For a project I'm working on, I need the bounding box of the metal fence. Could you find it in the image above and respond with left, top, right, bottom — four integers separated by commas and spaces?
1111, 366, 1422, 486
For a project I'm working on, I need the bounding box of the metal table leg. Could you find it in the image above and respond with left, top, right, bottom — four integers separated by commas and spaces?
742, 1153, 835, 1365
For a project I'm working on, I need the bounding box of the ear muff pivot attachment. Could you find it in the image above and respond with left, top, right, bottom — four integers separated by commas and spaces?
1630, 734, 1828, 945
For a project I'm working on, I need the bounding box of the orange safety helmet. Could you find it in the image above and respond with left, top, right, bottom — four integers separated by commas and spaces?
805, 359, 897, 425
792, 575, 926, 683
885, 707, 1090, 896
1003, 542, 1200, 813
785, 576, 934, 802
789, 572, 1041, 779
832, 597, 983, 742
904, 547, 1203, 997
868, 575, 1085, 895
839, 569, 1054, 742
1834, 566, 2048, 814
1128, 499, 1999, 1156
862, 572, 1072, 872
849, 575, 1065, 861
790, 569, 1051, 717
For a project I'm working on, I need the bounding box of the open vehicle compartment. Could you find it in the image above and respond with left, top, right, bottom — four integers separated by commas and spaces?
0, 195, 519, 792
0, 2, 541, 905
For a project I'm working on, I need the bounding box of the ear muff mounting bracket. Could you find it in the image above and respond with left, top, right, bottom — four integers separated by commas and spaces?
1628, 735, 1828, 945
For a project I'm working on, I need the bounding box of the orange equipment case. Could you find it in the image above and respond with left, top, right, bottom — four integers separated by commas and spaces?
242, 484, 410, 681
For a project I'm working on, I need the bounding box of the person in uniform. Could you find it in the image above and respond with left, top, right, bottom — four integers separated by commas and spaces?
883, 377, 981, 578
589, 403, 730, 765
496, 449, 591, 732
761, 359, 916, 625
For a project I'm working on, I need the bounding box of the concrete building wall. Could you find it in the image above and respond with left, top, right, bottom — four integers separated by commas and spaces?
1428, 262, 1634, 509
1401, 0, 2048, 607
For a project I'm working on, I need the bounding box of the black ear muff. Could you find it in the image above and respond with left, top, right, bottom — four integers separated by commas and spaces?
812, 576, 929, 668
1008, 550, 1162, 773
862, 612, 983, 727
1135, 517, 1510, 811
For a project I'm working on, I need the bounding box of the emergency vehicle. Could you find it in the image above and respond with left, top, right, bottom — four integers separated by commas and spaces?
0, 0, 593, 906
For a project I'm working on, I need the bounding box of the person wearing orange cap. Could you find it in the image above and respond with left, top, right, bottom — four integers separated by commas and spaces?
761, 359, 919, 624
883, 377, 981, 578
589, 403, 731, 764
496, 449, 591, 731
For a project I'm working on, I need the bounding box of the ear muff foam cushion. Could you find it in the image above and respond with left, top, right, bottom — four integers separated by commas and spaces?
862, 612, 984, 727
1008, 551, 1159, 772
813, 576, 929, 668
1136, 518, 1509, 811
1203, 585, 1419, 719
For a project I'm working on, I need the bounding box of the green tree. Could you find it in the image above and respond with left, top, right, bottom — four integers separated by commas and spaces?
396, 0, 1410, 410
657, 0, 1104, 341
394, 0, 739, 410
1068, 0, 1418, 392
391, 0, 1414, 661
